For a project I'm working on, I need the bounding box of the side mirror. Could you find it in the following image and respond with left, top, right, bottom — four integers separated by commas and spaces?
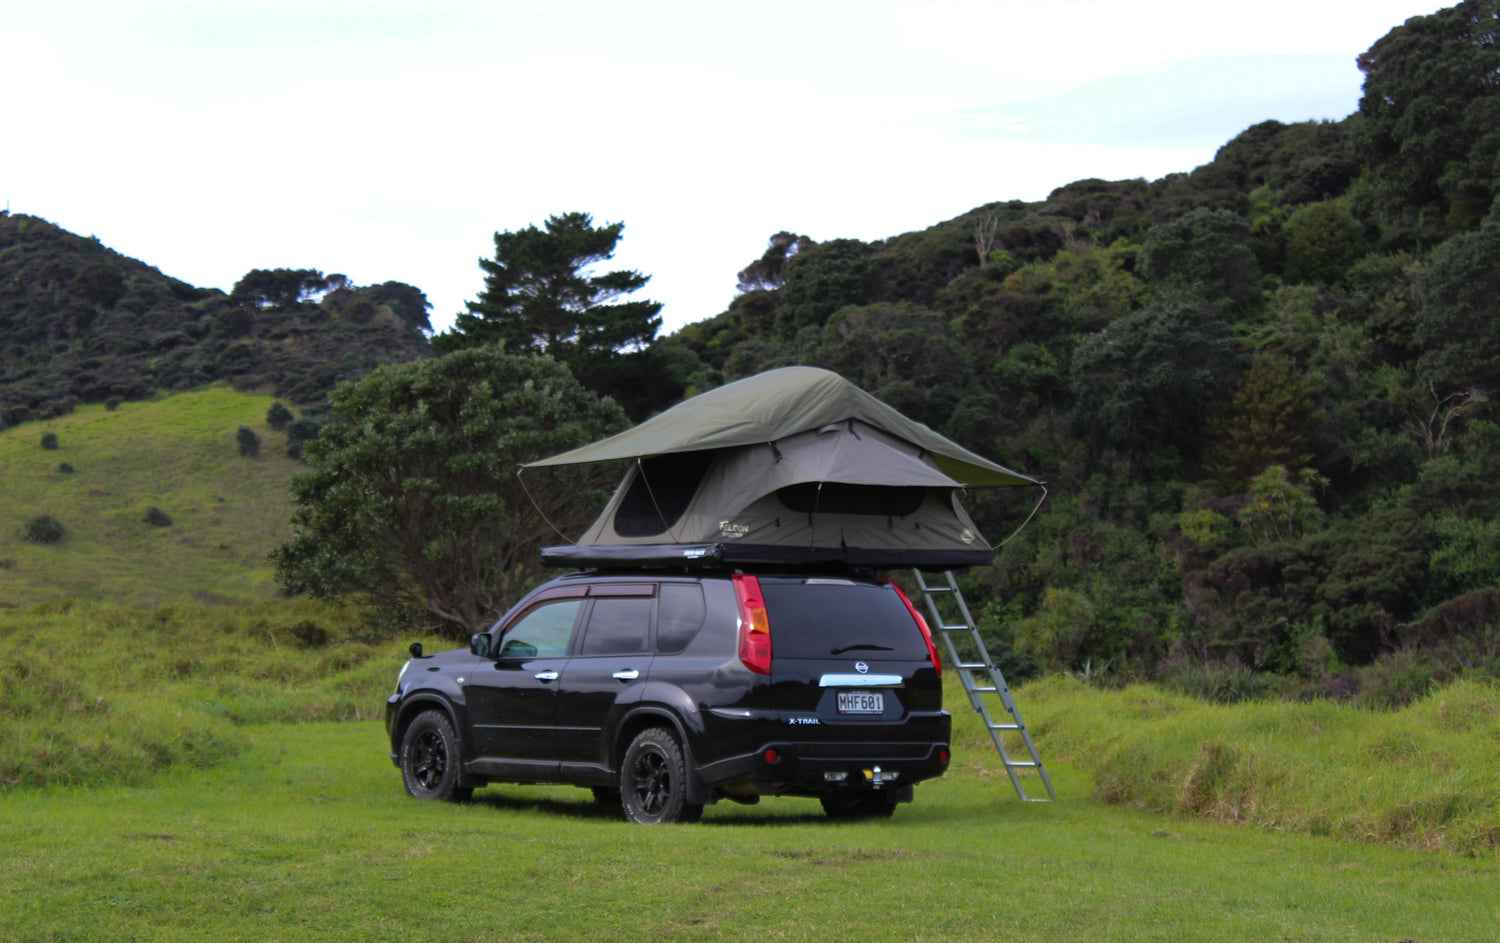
408, 642, 424, 659
470, 633, 491, 658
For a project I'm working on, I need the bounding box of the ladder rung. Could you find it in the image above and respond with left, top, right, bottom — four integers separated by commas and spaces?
989, 723, 1022, 731
1005, 761, 1040, 768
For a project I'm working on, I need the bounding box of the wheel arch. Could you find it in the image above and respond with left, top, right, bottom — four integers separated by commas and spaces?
391, 693, 464, 755
612, 706, 710, 805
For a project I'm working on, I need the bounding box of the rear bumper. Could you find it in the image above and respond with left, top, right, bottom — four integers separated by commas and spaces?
694, 729, 951, 798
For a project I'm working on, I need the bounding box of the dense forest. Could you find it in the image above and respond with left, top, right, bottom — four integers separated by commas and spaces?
641, 0, 1500, 691
5, 2, 1498, 694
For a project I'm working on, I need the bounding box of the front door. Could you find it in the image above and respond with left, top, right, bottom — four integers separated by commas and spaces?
465, 597, 584, 777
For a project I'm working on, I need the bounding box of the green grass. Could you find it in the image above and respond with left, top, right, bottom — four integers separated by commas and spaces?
2, 600, 1498, 939
0, 387, 301, 607
1018, 675, 1500, 857
1, 720, 1494, 943
0, 599, 406, 787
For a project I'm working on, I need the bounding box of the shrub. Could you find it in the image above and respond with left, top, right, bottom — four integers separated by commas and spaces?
58, 462, 74, 474
143, 507, 173, 528
266, 401, 293, 431
20, 514, 66, 545
1158, 660, 1269, 704
285, 417, 321, 445
40, 432, 59, 450
236, 425, 261, 457
104, 397, 122, 411
1356, 650, 1445, 710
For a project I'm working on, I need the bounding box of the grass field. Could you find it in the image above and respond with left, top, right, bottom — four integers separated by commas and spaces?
2, 599, 1498, 941
2, 718, 1495, 943
0, 388, 300, 608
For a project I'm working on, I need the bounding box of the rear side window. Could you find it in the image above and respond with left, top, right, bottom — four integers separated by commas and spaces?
761, 579, 927, 659
578, 597, 653, 656
656, 583, 706, 653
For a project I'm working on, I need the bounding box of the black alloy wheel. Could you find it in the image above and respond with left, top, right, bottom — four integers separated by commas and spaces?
620, 727, 702, 824
400, 711, 472, 802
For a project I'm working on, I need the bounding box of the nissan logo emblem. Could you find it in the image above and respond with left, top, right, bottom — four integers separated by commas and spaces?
855, 661, 869, 674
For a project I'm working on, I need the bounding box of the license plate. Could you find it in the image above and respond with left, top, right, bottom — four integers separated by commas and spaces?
837, 691, 884, 714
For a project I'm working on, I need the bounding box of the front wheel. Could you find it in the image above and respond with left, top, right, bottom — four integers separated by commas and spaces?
400, 711, 472, 802
620, 728, 702, 824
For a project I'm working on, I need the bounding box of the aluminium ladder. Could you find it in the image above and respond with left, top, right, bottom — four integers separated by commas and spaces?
911, 569, 1056, 801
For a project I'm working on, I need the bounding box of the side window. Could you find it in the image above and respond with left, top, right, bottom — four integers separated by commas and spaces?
578, 597, 653, 656
656, 583, 706, 654
498, 599, 582, 659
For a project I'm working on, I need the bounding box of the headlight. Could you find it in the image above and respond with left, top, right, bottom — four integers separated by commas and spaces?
394, 659, 412, 695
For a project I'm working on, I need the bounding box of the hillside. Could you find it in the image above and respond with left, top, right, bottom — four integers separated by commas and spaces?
0, 213, 433, 426
0, 387, 299, 608
649, 2, 1500, 685
3, 3, 1497, 693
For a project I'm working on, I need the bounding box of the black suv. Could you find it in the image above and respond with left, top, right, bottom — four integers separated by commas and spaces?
385, 570, 951, 822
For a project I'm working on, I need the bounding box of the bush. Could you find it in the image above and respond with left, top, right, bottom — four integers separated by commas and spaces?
285, 417, 321, 445
104, 397, 122, 411
40, 432, 59, 450
1355, 650, 1445, 710
143, 507, 173, 528
236, 425, 261, 457
20, 514, 66, 544
1158, 660, 1269, 704
58, 462, 74, 474
266, 401, 293, 431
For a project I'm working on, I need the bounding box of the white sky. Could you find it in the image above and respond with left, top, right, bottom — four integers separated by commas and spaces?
2, 1, 1442, 336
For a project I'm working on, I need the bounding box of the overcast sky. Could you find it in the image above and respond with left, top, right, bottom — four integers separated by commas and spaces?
2, 1, 1443, 336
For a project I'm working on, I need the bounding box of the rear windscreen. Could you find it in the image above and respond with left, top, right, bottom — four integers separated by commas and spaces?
760, 579, 926, 659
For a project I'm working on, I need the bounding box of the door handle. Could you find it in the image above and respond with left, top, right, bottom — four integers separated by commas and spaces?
611, 668, 639, 681
534, 670, 559, 682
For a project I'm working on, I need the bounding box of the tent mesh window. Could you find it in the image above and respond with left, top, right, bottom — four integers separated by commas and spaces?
775, 482, 926, 517
613, 451, 716, 537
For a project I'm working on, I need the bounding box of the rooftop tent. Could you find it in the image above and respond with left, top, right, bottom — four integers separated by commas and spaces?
526, 366, 1041, 569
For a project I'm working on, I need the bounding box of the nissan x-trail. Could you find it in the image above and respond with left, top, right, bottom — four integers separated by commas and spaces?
385, 569, 951, 823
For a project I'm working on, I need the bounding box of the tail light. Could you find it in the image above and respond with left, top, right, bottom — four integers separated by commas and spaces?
884, 580, 941, 678
733, 573, 771, 675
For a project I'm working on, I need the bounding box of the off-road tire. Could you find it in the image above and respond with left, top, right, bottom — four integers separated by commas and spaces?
620, 727, 702, 824
400, 711, 473, 802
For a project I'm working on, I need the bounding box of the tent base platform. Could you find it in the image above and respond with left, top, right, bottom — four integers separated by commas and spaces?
539, 542, 994, 571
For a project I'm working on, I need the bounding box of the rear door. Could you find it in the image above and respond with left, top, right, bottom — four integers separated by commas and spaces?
554, 583, 656, 769
760, 576, 939, 735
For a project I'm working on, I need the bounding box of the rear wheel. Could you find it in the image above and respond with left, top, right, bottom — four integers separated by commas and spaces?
620, 728, 702, 824
819, 792, 897, 819
400, 711, 472, 802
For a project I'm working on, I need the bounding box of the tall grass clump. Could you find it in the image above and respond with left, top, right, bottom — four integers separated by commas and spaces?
0, 599, 413, 788
1018, 674, 1500, 855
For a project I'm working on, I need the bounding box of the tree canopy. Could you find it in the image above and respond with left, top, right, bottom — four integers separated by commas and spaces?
1354, 0, 1500, 244
270, 348, 628, 638
434, 212, 662, 363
